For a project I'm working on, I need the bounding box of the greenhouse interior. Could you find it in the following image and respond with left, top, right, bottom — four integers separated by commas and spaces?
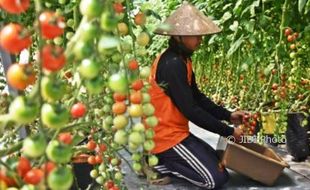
0, 0, 310, 189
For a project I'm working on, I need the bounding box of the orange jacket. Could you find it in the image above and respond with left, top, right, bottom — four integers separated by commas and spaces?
148, 55, 193, 154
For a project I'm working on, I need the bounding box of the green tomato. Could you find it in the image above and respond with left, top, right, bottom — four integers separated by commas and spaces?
48, 167, 73, 190
100, 12, 118, 32
41, 76, 66, 102
84, 76, 104, 94
98, 36, 119, 55
41, 103, 70, 129
90, 169, 98, 178
46, 140, 72, 164
142, 103, 155, 116
145, 128, 155, 139
73, 41, 93, 60
108, 73, 128, 93
131, 153, 142, 161
145, 116, 158, 127
80, 0, 103, 18
114, 129, 128, 145
23, 135, 47, 158
132, 162, 142, 172
80, 22, 99, 42
95, 176, 104, 185
143, 140, 155, 151
148, 155, 158, 166
129, 132, 145, 145
140, 66, 151, 79
9, 96, 39, 124
78, 59, 101, 79
114, 171, 123, 180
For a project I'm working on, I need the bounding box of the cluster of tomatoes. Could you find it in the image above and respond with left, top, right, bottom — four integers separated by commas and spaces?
238, 113, 259, 136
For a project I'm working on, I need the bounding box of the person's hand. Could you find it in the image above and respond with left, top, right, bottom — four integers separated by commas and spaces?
230, 110, 247, 125
233, 127, 243, 142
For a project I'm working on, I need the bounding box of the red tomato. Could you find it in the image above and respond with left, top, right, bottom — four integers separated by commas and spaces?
87, 156, 97, 165
0, 170, 16, 187
113, 3, 124, 13
112, 102, 127, 114
0, 0, 30, 14
23, 168, 44, 185
104, 180, 114, 189
87, 140, 97, 151
41, 161, 56, 175
287, 35, 295, 42
131, 79, 144, 91
58, 132, 73, 145
39, 11, 65, 39
7, 63, 36, 90
130, 91, 142, 104
41, 45, 66, 72
95, 155, 103, 164
284, 28, 292, 36
113, 92, 127, 102
17, 157, 31, 177
98, 144, 107, 152
110, 186, 120, 190
128, 59, 139, 70
0, 23, 32, 54
71, 102, 87, 118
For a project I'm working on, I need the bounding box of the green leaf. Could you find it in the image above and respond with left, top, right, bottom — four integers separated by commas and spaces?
227, 35, 244, 57
298, 0, 307, 13
233, 0, 243, 15
222, 12, 232, 22
250, 0, 260, 17
244, 19, 255, 32
229, 21, 239, 32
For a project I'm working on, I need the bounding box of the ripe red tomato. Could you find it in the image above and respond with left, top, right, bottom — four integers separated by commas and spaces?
87, 155, 97, 165
113, 3, 124, 13
95, 155, 103, 164
0, 170, 16, 187
17, 157, 31, 177
41, 45, 66, 72
0, 0, 30, 14
134, 12, 146, 26
87, 140, 97, 151
71, 102, 87, 118
284, 28, 292, 36
58, 132, 73, 145
0, 23, 32, 54
7, 63, 36, 90
23, 168, 44, 185
131, 79, 144, 91
41, 161, 56, 175
112, 102, 127, 114
130, 91, 142, 104
287, 35, 295, 42
128, 59, 139, 70
110, 186, 120, 190
113, 92, 127, 102
39, 11, 65, 39
98, 144, 107, 152
104, 180, 114, 189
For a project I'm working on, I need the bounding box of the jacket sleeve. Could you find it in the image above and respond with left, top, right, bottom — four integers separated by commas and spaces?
159, 58, 234, 137
191, 73, 232, 122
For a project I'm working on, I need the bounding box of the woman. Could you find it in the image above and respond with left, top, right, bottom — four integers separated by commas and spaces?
148, 2, 245, 189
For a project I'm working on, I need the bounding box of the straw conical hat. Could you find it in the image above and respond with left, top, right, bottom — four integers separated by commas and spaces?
154, 2, 221, 36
